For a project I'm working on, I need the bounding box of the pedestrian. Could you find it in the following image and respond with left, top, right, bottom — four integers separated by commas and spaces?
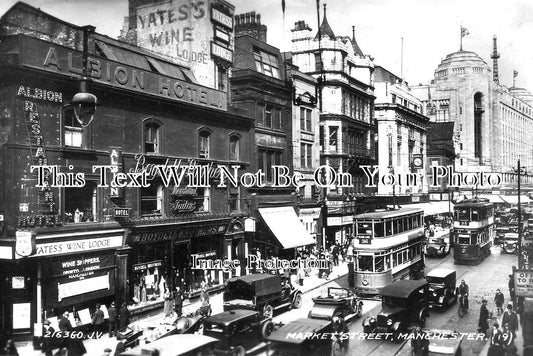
501, 304, 519, 336
91, 304, 105, 333
1, 339, 18, 356
488, 323, 503, 356
332, 244, 340, 266
297, 267, 305, 286
119, 303, 130, 332
501, 323, 517, 356
108, 302, 118, 338
508, 275, 515, 304
478, 299, 490, 334
41, 319, 55, 356
174, 286, 183, 318
59, 311, 73, 331
164, 288, 173, 318
494, 289, 505, 316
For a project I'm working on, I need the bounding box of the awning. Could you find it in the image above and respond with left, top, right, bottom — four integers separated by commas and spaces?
477, 194, 508, 204
259, 207, 315, 249
499, 195, 532, 205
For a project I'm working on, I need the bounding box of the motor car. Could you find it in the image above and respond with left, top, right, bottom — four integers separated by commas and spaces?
202, 309, 273, 356
119, 334, 219, 356
309, 287, 363, 321
425, 228, 451, 257
501, 232, 519, 254
425, 269, 457, 309
265, 318, 334, 356
394, 329, 463, 356
223, 273, 302, 318
362, 280, 430, 341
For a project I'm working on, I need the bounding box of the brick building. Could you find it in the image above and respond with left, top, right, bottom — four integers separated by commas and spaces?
0, 2, 253, 337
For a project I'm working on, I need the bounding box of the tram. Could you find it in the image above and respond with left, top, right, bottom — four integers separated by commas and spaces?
352, 207, 425, 296
453, 198, 494, 265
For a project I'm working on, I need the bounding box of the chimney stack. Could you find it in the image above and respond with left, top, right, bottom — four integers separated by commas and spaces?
235, 11, 268, 42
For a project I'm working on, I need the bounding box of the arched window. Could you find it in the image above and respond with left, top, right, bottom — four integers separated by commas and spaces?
229, 134, 240, 161
198, 128, 212, 158
144, 121, 160, 154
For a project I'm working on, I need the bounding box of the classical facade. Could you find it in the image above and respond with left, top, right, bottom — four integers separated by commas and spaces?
373, 66, 429, 200
290, 6, 376, 246
412, 41, 533, 188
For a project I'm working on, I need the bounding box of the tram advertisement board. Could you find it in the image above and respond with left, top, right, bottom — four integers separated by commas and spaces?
514, 270, 533, 297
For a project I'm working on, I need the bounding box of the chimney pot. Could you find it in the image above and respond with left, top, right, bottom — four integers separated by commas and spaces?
257, 14, 261, 24
251, 11, 256, 23
245, 12, 250, 24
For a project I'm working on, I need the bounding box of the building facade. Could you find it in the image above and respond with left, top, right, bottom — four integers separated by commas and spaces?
290, 6, 376, 246
0, 2, 253, 337
412, 43, 533, 188
373, 66, 429, 201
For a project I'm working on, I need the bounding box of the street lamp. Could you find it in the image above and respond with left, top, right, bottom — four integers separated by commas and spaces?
71, 25, 98, 127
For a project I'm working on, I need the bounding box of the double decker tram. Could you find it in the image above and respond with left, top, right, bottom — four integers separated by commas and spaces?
453, 198, 494, 265
352, 208, 425, 296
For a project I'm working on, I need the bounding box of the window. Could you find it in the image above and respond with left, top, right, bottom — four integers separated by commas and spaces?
300, 107, 312, 132
329, 127, 338, 148
259, 104, 281, 129
229, 135, 240, 161
65, 182, 97, 223
300, 143, 312, 168
258, 148, 282, 182
229, 190, 240, 212
314, 52, 322, 71
254, 47, 280, 78
144, 122, 160, 154
64, 108, 83, 147
216, 65, 227, 91
198, 130, 211, 158
141, 183, 163, 216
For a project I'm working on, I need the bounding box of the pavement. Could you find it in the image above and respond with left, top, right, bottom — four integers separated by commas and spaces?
478, 313, 525, 356
15, 262, 349, 356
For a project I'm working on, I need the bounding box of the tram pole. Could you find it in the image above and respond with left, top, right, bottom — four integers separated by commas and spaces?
517, 159, 523, 269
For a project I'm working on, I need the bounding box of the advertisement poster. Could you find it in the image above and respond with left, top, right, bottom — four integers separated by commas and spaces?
0, 0, 532, 355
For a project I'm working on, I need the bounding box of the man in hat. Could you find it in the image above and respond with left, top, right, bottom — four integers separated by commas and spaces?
41, 319, 55, 356
494, 288, 505, 316
502, 304, 519, 336
108, 301, 118, 337
92, 303, 105, 333
478, 299, 490, 334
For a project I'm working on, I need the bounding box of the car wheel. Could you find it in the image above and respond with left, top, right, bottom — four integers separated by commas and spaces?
261, 320, 274, 339
292, 293, 302, 309
233, 345, 246, 356
263, 304, 274, 319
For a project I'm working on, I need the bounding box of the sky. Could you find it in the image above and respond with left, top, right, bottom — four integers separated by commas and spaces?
1, 0, 532, 91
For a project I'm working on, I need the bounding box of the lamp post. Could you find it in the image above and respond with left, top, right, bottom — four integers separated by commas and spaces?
387, 125, 396, 210
514, 159, 526, 269
71, 25, 98, 127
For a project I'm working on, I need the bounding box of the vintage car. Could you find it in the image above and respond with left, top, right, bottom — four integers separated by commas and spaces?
495, 226, 517, 245
362, 280, 430, 341
223, 273, 302, 318
309, 287, 363, 321
394, 329, 463, 356
202, 309, 273, 356
265, 318, 334, 356
425, 228, 451, 257
426, 269, 457, 309
119, 334, 219, 356
501, 232, 519, 254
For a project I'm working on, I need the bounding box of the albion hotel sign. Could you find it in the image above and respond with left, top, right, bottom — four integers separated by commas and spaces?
18, 36, 227, 111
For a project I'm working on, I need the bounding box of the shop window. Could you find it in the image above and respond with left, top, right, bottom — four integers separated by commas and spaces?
144, 122, 160, 154
64, 108, 83, 147
253, 47, 280, 78
130, 244, 168, 306
65, 181, 97, 223
198, 129, 211, 158
141, 183, 163, 216
229, 135, 240, 161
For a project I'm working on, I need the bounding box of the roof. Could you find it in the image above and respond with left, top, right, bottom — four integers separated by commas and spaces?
119, 335, 218, 356
226, 273, 278, 284
204, 309, 258, 326
426, 268, 456, 279
267, 318, 331, 344
354, 207, 423, 220
381, 280, 427, 299
314, 5, 335, 40
455, 199, 493, 209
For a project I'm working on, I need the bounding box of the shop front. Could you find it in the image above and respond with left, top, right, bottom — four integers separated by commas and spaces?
0, 227, 126, 337
126, 216, 247, 318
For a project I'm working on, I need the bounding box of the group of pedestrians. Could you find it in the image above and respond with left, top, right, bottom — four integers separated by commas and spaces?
488, 304, 520, 356
163, 286, 184, 318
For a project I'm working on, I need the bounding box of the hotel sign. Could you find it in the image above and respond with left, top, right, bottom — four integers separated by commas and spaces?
18, 37, 227, 110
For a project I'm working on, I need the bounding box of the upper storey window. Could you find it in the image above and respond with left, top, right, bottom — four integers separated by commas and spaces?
254, 48, 280, 79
